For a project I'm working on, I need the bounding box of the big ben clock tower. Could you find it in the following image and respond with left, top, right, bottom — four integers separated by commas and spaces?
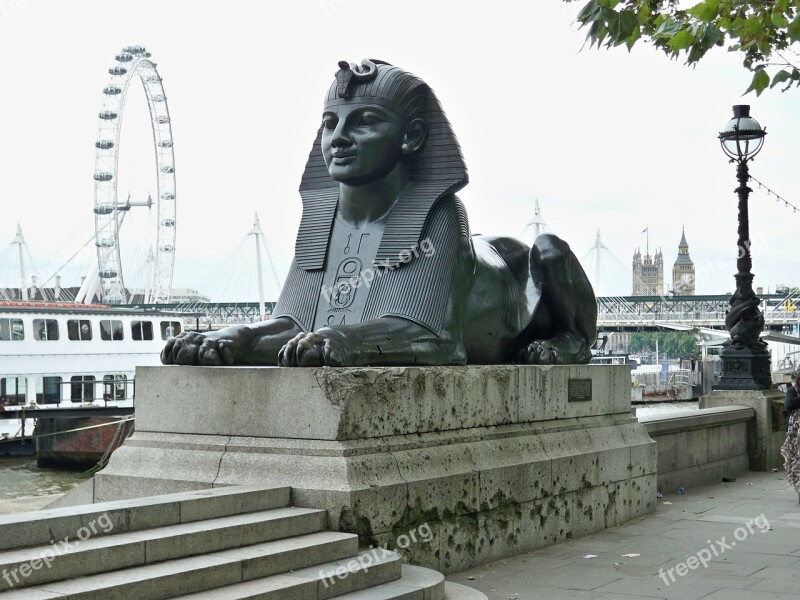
672, 228, 695, 296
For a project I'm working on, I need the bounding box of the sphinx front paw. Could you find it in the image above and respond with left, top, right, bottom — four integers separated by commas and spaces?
522, 339, 560, 365
521, 332, 593, 365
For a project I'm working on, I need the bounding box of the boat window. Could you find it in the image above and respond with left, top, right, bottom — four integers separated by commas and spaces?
36, 376, 62, 405
33, 319, 59, 341
0, 318, 24, 341
100, 320, 124, 341
0, 377, 25, 405
67, 320, 93, 341
160, 321, 182, 340
70, 375, 96, 402
132, 321, 154, 341
103, 374, 128, 400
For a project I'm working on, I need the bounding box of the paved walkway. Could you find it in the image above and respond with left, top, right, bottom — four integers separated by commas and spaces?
448, 471, 800, 599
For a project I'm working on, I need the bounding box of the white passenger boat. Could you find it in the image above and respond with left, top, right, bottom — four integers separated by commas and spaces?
0, 300, 183, 444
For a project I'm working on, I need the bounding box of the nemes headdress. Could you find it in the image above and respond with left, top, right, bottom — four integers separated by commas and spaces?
296, 59, 468, 270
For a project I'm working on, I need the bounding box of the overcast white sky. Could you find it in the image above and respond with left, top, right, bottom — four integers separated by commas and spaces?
0, 0, 798, 301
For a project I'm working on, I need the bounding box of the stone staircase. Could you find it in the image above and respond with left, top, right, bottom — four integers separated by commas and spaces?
0, 485, 485, 599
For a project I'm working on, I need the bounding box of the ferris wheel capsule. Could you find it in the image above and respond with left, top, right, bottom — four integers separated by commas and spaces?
98, 111, 118, 120
93, 172, 113, 182
151, 94, 165, 102
109, 66, 127, 76
157, 140, 172, 148
115, 53, 133, 62
160, 165, 174, 174
95, 140, 115, 149
122, 45, 147, 55
103, 86, 122, 95
161, 192, 175, 201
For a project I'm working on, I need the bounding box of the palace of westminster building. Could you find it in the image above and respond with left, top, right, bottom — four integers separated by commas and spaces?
632, 228, 695, 297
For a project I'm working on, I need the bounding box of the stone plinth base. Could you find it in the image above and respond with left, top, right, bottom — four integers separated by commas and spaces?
700, 389, 785, 471
96, 365, 656, 573
713, 346, 772, 391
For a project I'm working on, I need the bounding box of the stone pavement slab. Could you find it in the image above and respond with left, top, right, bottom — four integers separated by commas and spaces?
448, 471, 799, 600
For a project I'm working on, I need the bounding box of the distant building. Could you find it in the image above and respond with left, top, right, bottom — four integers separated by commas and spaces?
168, 288, 211, 303
632, 248, 664, 296
127, 287, 211, 304
671, 228, 696, 296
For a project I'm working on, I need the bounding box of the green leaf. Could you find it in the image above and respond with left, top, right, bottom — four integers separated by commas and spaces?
746, 16, 764, 37
770, 69, 792, 88
773, 12, 789, 29
687, 0, 720, 23
655, 17, 683, 39
577, 0, 600, 23
788, 14, 800, 43
637, 2, 650, 25
626, 23, 642, 50
668, 29, 695, 51
613, 9, 638, 45
745, 68, 770, 96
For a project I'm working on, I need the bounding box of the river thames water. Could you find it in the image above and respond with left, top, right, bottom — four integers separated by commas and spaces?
0, 457, 90, 514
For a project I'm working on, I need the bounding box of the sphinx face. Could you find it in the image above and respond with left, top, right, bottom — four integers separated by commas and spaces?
321, 101, 407, 186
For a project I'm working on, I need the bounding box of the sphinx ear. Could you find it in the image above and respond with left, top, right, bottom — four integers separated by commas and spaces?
401, 118, 427, 155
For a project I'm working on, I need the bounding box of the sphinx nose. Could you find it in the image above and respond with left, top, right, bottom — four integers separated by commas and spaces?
331, 122, 352, 148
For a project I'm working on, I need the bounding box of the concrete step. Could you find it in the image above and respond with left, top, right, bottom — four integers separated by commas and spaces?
0, 483, 462, 600
444, 581, 488, 600
0, 484, 291, 552
334, 565, 445, 599
168, 548, 403, 599
0, 531, 362, 600
0, 506, 327, 591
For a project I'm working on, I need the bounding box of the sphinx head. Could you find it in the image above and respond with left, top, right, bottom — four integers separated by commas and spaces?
320, 60, 429, 186
296, 60, 468, 271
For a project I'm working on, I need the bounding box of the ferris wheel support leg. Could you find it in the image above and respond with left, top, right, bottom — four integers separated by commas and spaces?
76, 261, 100, 304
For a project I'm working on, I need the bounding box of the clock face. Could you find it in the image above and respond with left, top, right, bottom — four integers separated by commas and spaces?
681, 273, 693, 284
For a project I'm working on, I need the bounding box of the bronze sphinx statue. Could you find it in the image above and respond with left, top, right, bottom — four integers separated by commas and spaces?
162, 59, 597, 367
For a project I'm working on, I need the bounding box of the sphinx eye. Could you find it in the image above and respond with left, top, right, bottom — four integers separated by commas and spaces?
357, 113, 382, 126
322, 116, 337, 130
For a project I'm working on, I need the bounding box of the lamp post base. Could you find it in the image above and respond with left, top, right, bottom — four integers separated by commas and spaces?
713, 346, 772, 391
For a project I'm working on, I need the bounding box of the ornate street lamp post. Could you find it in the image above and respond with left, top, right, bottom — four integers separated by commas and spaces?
714, 105, 772, 390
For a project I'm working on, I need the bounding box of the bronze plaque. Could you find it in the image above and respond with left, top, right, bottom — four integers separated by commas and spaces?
568, 378, 592, 402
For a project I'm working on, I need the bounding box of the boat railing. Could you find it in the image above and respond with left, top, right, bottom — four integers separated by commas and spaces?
2, 377, 136, 409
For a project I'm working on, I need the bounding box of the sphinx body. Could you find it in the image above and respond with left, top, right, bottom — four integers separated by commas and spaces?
161, 60, 597, 367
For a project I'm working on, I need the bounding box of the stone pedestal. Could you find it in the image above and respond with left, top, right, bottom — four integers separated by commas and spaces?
713, 346, 772, 391
95, 365, 656, 573
700, 389, 785, 471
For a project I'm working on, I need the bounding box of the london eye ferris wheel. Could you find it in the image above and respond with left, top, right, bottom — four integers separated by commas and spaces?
92, 45, 176, 305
